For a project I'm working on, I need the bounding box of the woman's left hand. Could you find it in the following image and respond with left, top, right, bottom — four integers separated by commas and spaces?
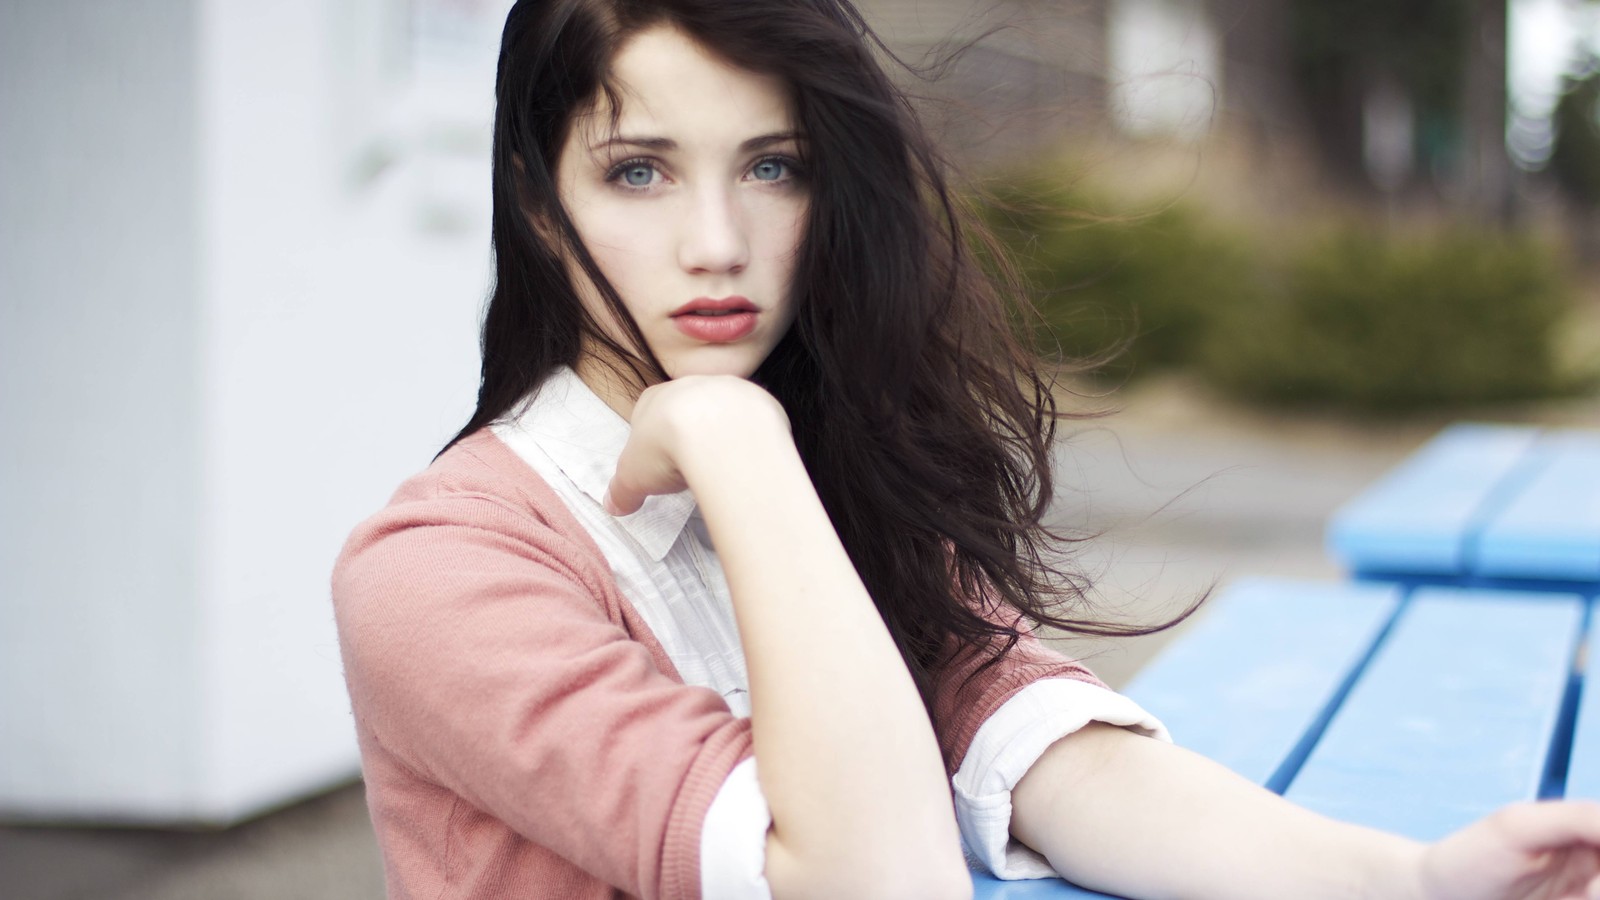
1417, 801, 1600, 900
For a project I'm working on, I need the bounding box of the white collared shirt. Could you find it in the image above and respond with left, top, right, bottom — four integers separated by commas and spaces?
491, 367, 1168, 898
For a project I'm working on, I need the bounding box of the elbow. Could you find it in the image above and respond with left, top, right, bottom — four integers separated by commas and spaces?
886, 849, 973, 900
846, 859, 972, 900
878, 871, 973, 900
769, 841, 972, 900
807, 871, 971, 900
872, 829, 973, 900
859, 855, 975, 900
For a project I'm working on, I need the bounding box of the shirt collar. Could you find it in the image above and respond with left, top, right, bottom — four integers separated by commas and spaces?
506, 367, 696, 561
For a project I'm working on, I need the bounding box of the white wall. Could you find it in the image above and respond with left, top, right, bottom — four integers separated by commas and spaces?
0, 0, 207, 819
1, 0, 491, 823
194, 0, 489, 819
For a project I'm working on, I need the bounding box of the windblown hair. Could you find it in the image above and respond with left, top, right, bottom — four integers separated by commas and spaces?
446, 0, 1189, 709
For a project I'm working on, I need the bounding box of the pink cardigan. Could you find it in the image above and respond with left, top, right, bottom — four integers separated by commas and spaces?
332, 430, 1104, 899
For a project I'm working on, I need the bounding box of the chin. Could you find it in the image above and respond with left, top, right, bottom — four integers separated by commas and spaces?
665, 351, 766, 381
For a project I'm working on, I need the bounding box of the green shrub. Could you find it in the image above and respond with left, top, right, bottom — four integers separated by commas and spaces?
976, 177, 1256, 380
1198, 226, 1577, 409
975, 171, 1587, 408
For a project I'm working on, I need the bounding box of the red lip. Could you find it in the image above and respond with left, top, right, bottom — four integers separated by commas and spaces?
670, 296, 758, 317
670, 296, 760, 343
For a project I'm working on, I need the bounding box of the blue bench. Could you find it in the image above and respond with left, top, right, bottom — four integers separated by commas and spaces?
1327, 424, 1600, 590
971, 424, 1600, 897
972, 576, 1598, 898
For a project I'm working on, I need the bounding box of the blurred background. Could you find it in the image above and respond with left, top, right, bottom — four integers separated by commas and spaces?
1, 0, 1596, 897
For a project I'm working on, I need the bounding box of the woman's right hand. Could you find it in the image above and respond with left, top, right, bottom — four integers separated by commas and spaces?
603, 375, 790, 517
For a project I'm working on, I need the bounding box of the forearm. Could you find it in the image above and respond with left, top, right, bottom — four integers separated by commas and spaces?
680, 407, 967, 898
1010, 723, 1425, 900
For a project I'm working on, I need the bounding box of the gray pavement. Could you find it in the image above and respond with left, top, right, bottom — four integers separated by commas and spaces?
1033, 379, 1442, 685
4, 376, 1591, 899
0, 786, 384, 900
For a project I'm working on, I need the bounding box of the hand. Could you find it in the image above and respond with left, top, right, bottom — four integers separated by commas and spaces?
603, 375, 789, 516
1416, 801, 1600, 900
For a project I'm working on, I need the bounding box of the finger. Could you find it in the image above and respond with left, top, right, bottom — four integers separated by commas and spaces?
1486, 801, 1600, 853
602, 483, 644, 517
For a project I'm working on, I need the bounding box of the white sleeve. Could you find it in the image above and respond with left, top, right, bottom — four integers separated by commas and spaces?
952, 679, 1170, 880
700, 757, 774, 899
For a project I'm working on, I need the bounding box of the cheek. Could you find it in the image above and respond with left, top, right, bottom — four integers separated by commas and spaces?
750, 198, 809, 270
556, 239, 635, 351
565, 200, 666, 315
569, 198, 659, 265
757, 204, 807, 336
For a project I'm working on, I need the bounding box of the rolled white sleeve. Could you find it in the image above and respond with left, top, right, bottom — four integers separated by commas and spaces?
700, 758, 774, 899
953, 678, 1170, 880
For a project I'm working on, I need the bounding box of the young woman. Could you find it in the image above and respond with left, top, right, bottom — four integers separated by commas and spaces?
332, 1, 1600, 898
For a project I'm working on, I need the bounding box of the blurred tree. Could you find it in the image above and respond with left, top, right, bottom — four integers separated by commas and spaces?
1205, 0, 1304, 156
1459, 0, 1513, 223
1551, 66, 1600, 210
1549, 64, 1600, 259
1285, 0, 1511, 221
1290, 0, 1466, 181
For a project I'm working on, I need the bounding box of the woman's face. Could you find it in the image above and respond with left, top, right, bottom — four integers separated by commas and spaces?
553, 25, 809, 411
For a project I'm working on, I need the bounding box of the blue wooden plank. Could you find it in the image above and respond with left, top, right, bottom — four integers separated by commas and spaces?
1562, 598, 1600, 800
970, 579, 1396, 900
1474, 431, 1600, 582
972, 871, 1117, 898
1121, 578, 1400, 788
1327, 424, 1539, 576
1285, 587, 1584, 840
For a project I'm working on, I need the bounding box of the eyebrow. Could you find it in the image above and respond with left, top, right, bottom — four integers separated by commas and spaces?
591, 131, 804, 153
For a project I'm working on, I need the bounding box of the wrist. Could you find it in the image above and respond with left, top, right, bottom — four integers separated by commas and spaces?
660, 378, 793, 473
1352, 827, 1427, 900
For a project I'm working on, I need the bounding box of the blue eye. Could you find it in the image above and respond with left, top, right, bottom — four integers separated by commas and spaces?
752, 159, 784, 181
620, 163, 655, 187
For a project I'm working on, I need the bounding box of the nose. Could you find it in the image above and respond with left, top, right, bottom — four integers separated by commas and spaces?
677, 185, 748, 276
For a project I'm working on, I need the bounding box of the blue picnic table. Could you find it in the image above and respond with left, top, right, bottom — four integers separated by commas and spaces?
1329, 423, 1600, 590
973, 424, 1600, 898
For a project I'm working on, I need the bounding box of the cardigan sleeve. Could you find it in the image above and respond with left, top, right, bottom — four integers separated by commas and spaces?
928, 614, 1110, 775
928, 607, 1168, 878
332, 481, 752, 900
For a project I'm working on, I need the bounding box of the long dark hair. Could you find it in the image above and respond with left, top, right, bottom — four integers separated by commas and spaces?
447, 0, 1191, 709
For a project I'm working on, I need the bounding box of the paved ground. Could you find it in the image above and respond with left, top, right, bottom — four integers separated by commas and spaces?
3, 375, 1593, 899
